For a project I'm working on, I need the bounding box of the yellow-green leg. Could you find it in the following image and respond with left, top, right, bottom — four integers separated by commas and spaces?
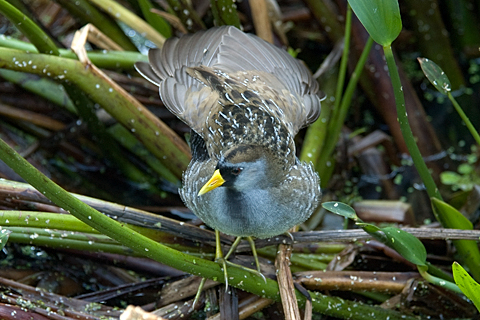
246, 236, 262, 275
223, 235, 266, 283
215, 229, 230, 288
193, 231, 267, 307
192, 277, 206, 309
193, 230, 226, 308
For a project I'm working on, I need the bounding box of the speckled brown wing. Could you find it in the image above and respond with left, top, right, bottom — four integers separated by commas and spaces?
135, 26, 321, 138
184, 65, 296, 165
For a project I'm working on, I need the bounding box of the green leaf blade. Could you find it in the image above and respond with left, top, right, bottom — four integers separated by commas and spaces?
322, 201, 358, 220
348, 0, 402, 46
418, 57, 452, 94
431, 198, 473, 230
381, 227, 427, 266
453, 262, 480, 311
432, 198, 480, 281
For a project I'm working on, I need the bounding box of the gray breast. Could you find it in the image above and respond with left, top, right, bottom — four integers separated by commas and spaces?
179, 160, 321, 239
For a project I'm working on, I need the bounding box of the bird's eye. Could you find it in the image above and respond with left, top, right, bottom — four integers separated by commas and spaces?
231, 167, 243, 175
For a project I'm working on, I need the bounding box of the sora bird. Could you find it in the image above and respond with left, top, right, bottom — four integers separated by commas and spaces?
135, 26, 322, 280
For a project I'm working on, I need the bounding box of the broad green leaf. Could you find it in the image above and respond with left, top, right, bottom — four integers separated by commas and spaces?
359, 223, 427, 266
419, 58, 480, 146
418, 58, 452, 94
322, 202, 358, 221
347, 0, 402, 46
432, 198, 480, 281
431, 198, 473, 230
453, 262, 480, 311
380, 227, 427, 266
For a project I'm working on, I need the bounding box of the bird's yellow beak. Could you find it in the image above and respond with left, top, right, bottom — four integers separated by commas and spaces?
198, 169, 225, 196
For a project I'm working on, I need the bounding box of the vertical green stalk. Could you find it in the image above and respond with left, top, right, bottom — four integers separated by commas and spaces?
316, 37, 374, 180
299, 69, 337, 165
312, 6, 353, 180
448, 92, 480, 146
383, 45, 442, 200
332, 5, 352, 123
334, 37, 374, 144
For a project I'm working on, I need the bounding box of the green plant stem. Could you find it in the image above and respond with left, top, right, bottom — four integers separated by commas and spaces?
418, 265, 462, 294
355, 291, 391, 303
87, 0, 165, 47
334, 37, 374, 144
332, 6, 352, 125
2, 0, 171, 187
0, 211, 98, 233
448, 92, 480, 146
3, 224, 211, 257
0, 139, 418, 320
0, 210, 207, 253
7, 226, 118, 244
0, 48, 190, 178
0, 0, 59, 55
295, 243, 347, 254
0, 136, 252, 285
295, 253, 337, 264
0, 210, 212, 259
316, 37, 374, 179
383, 45, 442, 200
258, 247, 328, 270
55, 0, 138, 51
426, 262, 454, 283
65, 82, 164, 190
0, 69, 77, 114
0, 36, 147, 68
9, 232, 134, 255
107, 124, 179, 185
299, 68, 337, 166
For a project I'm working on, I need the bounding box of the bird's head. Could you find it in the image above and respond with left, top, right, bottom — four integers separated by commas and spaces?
198, 145, 284, 195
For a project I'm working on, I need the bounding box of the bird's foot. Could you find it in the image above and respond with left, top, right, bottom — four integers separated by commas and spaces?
219, 235, 267, 289
224, 259, 266, 284
192, 277, 206, 309
214, 255, 230, 289
193, 232, 267, 308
